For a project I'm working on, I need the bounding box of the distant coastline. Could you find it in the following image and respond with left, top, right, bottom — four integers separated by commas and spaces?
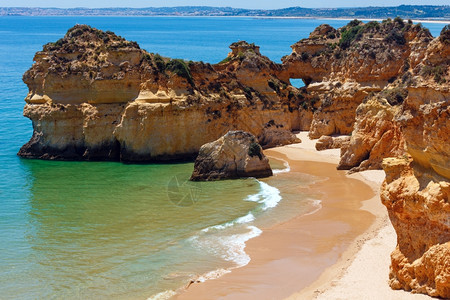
1, 5, 449, 21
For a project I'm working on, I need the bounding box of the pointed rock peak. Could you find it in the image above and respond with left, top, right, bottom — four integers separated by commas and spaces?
229, 41, 261, 57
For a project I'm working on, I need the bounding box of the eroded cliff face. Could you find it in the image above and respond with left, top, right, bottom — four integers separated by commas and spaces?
379, 30, 450, 298
338, 25, 449, 173
337, 87, 406, 172
21, 21, 437, 162
19, 26, 304, 161
282, 19, 433, 139
18, 19, 450, 298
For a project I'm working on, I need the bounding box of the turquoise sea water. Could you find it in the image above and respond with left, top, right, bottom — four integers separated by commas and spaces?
0, 17, 445, 299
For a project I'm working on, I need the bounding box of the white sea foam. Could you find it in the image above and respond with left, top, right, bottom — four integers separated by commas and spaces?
219, 225, 262, 266
304, 199, 322, 216
195, 268, 231, 282
202, 180, 281, 233
245, 180, 282, 210
201, 212, 255, 233
272, 159, 291, 174
174, 181, 280, 298
147, 290, 177, 300
198, 180, 281, 263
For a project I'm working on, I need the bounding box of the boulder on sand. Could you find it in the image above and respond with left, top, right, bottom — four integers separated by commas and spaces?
190, 131, 273, 181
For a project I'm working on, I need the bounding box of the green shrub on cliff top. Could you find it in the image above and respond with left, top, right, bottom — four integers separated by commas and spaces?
380, 87, 408, 106
440, 24, 450, 44
153, 54, 166, 72
166, 59, 193, 84
339, 25, 364, 49
384, 29, 406, 45
219, 56, 232, 64
421, 65, 447, 84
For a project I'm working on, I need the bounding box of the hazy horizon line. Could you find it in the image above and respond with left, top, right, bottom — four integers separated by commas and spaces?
2, 4, 449, 10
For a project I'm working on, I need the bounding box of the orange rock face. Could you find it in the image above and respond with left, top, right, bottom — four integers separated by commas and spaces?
190, 131, 272, 181
381, 158, 450, 298
18, 20, 450, 298
379, 27, 450, 298
282, 19, 433, 139
338, 94, 406, 172
19, 27, 304, 161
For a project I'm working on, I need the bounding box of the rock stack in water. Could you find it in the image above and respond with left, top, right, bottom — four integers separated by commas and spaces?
190, 131, 273, 181
18, 25, 304, 162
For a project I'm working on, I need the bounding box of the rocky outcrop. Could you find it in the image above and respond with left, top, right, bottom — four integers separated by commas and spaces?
282, 19, 433, 138
19, 21, 437, 163
17, 20, 450, 298
379, 27, 450, 298
257, 120, 301, 149
337, 91, 406, 172
190, 131, 272, 181
381, 158, 450, 298
19, 25, 304, 161
258, 127, 301, 149
315, 135, 350, 151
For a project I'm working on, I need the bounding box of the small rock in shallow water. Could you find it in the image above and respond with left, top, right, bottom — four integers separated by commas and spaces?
190, 131, 273, 181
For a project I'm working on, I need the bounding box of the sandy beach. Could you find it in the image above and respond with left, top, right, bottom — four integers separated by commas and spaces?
174, 132, 430, 300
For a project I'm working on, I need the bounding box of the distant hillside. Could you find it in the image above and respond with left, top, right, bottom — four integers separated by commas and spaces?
1, 5, 449, 20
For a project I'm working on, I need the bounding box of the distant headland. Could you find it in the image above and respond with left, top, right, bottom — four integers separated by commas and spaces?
1, 5, 449, 21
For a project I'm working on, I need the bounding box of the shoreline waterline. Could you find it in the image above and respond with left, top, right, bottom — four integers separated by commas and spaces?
174, 142, 380, 299
148, 159, 324, 300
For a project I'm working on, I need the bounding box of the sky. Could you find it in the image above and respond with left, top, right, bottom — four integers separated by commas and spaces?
1, 1, 449, 9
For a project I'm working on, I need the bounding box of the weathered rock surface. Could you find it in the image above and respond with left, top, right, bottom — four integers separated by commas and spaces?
379, 26, 450, 298
17, 20, 450, 298
257, 120, 301, 149
337, 24, 449, 173
20, 21, 437, 163
258, 127, 301, 149
381, 158, 450, 298
190, 131, 272, 181
315, 135, 350, 151
19, 26, 304, 161
282, 19, 433, 138
337, 93, 406, 172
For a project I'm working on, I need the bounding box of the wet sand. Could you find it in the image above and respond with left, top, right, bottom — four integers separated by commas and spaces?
173, 131, 432, 299
174, 134, 389, 299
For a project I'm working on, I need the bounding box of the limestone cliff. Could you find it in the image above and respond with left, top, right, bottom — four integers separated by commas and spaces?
315, 135, 350, 151
282, 19, 433, 138
20, 21, 436, 162
18, 26, 304, 161
337, 24, 449, 173
17, 19, 450, 298
337, 86, 407, 172
380, 27, 450, 298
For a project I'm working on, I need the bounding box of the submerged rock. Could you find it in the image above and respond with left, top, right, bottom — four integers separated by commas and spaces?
190, 131, 272, 181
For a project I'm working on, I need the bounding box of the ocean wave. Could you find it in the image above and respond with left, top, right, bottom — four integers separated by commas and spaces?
201, 179, 281, 233
244, 180, 282, 211
201, 212, 255, 233
195, 268, 231, 283
147, 290, 177, 300
219, 225, 263, 266
272, 158, 290, 174
166, 180, 281, 298
187, 180, 281, 277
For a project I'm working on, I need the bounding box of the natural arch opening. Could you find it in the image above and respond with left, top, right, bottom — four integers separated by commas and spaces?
289, 78, 305, 88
